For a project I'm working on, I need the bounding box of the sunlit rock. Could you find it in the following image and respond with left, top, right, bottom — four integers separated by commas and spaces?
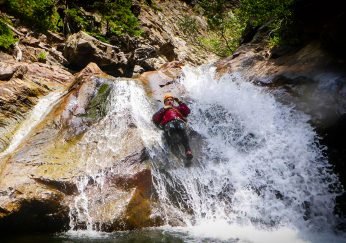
0, 62, 165, 232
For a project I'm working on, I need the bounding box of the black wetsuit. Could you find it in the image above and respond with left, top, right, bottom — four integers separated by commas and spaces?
163, 119, 191, 153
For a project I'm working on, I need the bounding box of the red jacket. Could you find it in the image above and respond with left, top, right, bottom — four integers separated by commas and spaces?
152, 103, 190, 127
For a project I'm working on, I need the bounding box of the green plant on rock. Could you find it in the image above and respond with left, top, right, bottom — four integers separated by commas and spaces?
0, 19, 17, 49
37, 51, 48, 62
197, 0, 295, 55
198, 0, 245, 56
83, 83, 111, 121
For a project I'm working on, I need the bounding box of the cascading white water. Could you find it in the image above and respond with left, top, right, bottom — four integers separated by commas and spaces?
68, 78, 162, 233
146, 65, 342, 242
65, 68, 343, 242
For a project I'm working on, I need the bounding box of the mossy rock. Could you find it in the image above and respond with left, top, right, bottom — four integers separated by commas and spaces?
83, 82, 111, 121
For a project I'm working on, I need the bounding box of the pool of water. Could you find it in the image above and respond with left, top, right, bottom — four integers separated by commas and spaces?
3, 225, 345, 243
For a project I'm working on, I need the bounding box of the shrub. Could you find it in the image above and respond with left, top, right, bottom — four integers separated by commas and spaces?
238, 0, 295, 46
198, 0, 245, 55
197, 0, 295, 55
64, 8, 88, 33
0, 19, 17, 49
93, 0, 142, 37
6, 0, 60, 31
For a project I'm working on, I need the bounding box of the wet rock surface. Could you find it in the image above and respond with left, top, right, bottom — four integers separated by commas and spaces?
0, 63, 165, 232
0, 60, 73, 153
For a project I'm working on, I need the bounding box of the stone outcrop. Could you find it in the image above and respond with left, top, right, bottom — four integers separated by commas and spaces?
138, 1, 218, 69
0, 56, 73, 154
63, 31, 134, 77
0, 63, 162, 232
62, 0, 218, 77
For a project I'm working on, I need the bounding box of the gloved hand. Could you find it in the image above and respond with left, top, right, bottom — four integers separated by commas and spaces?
174, 97, 181, 104
164, 105, 172, 109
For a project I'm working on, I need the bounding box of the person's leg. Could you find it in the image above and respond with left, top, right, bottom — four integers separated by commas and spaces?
163, 122, 174, 147
174, 120, 193, 159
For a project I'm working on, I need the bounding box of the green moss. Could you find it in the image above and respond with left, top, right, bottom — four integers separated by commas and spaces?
83, 83, 111, 120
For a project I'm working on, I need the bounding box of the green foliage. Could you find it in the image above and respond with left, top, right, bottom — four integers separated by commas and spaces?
65, 8, 88, 33
197, 0, 295, 55
6, 0, 60, 31
239, 0, 295, 46
4, 0, 142, 39
89, 32, 109, 43
197, 0, 245, 56
0, 19, 17, 49
37, 50, 48, 62
93, 0, 142, 36
198, 14, 243, 57
238, 0, 294, 27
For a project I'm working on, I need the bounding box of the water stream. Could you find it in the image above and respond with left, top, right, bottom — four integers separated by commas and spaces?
65, 65, 343, 242
144, 66, 344, 242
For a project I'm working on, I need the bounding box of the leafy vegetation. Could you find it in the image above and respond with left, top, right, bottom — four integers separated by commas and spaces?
0, 19, 17, 50
196, 0, 295, 56
238, 0, 295, 44
178, 15, 199, 39
93, 0, 142, 36
37, 51, 48, 62
64, 8, 88, 33
6, 0, 60, 31
4, 0, 142, 38
2, 0, 295, 56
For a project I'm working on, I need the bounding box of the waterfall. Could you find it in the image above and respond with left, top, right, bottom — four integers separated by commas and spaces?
146, 65, 341, 241
66, 67, 342, 242
68, 78, 161, 232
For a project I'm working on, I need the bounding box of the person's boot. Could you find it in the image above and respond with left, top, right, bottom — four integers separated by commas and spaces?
185, 149, 193, 160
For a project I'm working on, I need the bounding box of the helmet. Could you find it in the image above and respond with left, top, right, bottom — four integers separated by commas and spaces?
163, 92, 174, 102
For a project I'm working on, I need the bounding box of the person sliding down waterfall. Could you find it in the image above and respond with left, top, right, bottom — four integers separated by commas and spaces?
152, 93, 193, 161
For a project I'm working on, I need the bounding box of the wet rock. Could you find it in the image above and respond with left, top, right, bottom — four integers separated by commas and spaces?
0, 60, 73, 153
0, 63, 163, 232
0, 198, 69, 233
32, 176, 78, 195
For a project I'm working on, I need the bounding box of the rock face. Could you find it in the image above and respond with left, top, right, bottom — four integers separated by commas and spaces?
62, 1, 217, 77
0, 57, 73, 154
0, 63, 164, 233
0, 0, 215, 233
138, 1, 217, 69
63, 31, 136, 77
